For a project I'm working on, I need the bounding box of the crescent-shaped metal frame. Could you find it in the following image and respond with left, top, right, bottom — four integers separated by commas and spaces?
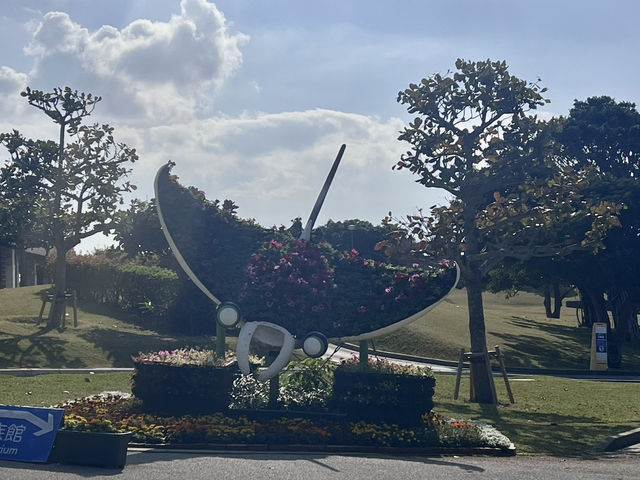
154, 163, 222, 306
330, 262, 460, 343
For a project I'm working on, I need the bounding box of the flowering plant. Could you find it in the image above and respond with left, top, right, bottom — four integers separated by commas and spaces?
131, 347, 235, 367
336, 355, 434, 378
238, 236, 457, 338
240, 238, 336, 336
58, 393, 512, 450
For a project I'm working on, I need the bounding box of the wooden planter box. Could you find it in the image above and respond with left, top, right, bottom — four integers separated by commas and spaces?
331, 369, 436, 426
132, 361, 239, 415
48, 430, 131, 469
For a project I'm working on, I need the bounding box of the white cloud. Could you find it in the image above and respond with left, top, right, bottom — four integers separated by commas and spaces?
129, 108, 445, 229
0, 66, 27, 95
23, 0, 248, 123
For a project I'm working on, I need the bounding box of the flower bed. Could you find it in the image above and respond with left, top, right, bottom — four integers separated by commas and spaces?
57, 393, 513, 453
131, 348, 238, 416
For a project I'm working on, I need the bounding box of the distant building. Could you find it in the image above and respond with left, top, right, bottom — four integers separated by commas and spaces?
0, 245, 48, 288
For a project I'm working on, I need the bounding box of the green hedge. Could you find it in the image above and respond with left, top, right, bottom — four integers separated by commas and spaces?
66, 255, 179, 318
131, 362, 239, 415
331, 369, 436, 426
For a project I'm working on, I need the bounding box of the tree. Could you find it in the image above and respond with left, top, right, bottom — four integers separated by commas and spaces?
113, 199, 170, 261
313, 219, 394, 262
392, 60, 621, 402
0, 87, 138, 328
554, 97, 640, 352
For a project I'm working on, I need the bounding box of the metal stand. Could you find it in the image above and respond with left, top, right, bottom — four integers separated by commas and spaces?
38, 290, 78, 328
454, 346, 514, 404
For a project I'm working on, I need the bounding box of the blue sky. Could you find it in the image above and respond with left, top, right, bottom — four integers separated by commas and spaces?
1, 0, 639, 251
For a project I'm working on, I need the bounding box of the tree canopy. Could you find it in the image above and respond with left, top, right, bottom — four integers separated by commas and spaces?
0, 87, 138, 327
391, 59, 622, 402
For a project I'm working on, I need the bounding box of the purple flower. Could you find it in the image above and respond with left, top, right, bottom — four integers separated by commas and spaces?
357, 306, 367, 313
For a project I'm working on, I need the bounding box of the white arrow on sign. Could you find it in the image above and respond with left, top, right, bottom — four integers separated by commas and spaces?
0, 410, 55, 436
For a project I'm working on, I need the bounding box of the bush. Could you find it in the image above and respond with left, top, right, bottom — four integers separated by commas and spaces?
66, 252, 179, 321
331, 357, 436, 426
131, 348, 238, 416
229, 358, 335, 411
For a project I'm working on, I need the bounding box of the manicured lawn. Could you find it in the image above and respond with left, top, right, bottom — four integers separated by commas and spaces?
0, 285, 228, 368
433, 374, 640, 456
375, 287, 640, 371
0, 372, 132, 407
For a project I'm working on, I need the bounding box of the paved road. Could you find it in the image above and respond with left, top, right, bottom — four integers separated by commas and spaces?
1, 450, 639, 479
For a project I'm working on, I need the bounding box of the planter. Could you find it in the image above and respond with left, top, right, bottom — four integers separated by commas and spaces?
132, 361, 239, 415
48, 430, 131, 469
331, 369, 436, 426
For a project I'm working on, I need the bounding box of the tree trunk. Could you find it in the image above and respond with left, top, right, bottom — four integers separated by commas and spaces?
578, 286, 610, 330
48, 245, 68, 329
544, 282, 563, 319
611, 289, 640, 342
465, 269, 497, 404
543, 284, 552, 318
551, 282, 563, 318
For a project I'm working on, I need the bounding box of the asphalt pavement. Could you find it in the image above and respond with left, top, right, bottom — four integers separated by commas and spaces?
2, 450, 640, 480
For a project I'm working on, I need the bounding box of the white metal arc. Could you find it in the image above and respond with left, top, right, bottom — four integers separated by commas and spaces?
154, 163, 221, 306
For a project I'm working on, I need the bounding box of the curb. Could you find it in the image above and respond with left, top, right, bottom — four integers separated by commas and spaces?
595, 427, 640, 452
0, 368, 134, 377
129, 442, 517, 457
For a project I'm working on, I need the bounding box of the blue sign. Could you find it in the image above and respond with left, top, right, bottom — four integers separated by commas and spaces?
0, 405, 64, 463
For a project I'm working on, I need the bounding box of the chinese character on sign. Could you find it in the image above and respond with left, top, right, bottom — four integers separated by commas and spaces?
4, 424, 26, 443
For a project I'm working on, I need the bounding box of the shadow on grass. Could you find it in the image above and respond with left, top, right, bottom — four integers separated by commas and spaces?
490, 316, 592, 370
75, 299, 167, 333
78, 328, 218, 367
0, 325, 86, 368
436, 399, 625, 457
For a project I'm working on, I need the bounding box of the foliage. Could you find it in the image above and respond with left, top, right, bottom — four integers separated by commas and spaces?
279, 357, 335, 410
559, 96, 640, 177
131, 348, 237, 415
0, 87, 138, 328
113, 199, 170, 260
66, 251, 179, 320
240, 239, 335, 335
240, 236, 456, 337
332, 358, 436, 425
313, 219, 394, 262
58, 393, 506, 449
63, 413, 121, 433
389, 59, 623, 403
131, 347, 235, 367
157, 164, 458, 338
336, 355, 434, 377
230, 357, 335, 410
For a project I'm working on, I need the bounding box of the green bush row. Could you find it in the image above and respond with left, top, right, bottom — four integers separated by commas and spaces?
66, 254, 179, 317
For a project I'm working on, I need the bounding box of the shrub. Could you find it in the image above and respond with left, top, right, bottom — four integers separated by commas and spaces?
229, 357, 335, 411
66, 252, 179, 321
131, 348, 238, 416
331, 357, 436, 426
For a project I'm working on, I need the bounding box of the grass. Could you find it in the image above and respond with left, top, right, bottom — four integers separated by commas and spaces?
433, 374, 640, 456
0, 372, 132, 407
375, 287, 640, 371
0, 285, 228, 368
